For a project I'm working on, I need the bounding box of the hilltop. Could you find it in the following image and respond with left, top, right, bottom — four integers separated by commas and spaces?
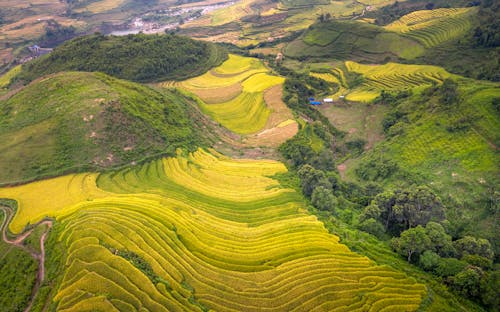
0, 71, 205, 185
16, 33, 227, 83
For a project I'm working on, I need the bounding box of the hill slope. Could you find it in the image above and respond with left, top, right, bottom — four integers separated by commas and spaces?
16, 33, 227, 83
284, 7, 477, 63
0, 71, 203, 185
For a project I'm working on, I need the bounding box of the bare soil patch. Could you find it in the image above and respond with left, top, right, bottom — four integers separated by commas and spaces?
190, 83, 243, 103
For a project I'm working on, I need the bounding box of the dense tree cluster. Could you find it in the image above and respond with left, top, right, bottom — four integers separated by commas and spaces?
18, 33, 227, 83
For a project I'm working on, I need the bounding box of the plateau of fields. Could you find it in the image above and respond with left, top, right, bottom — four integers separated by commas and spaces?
0, 149, 427, 311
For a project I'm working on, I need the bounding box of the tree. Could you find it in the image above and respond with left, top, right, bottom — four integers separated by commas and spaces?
481, 270, 500, 310
393, 187, 445, 230
297, 165, 331, 197
359, 203, 382, 223
453, 236, 494, 259
425, 222, 454, 257
452, 266, 484, 300
419, 250, 441, 272
311, 186, 338, 212
358, 218, 385, 238
391, 225, 432, 262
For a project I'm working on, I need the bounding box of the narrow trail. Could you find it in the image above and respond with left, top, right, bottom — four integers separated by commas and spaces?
0, 206, 53, 312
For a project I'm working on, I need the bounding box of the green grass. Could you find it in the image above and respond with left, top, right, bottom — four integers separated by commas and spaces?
0, 71, 203, 185
349, 79, 499, 249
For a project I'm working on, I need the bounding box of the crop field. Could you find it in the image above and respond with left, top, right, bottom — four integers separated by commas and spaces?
311, 61, 452, 102
0, 173, 110, 233
385, 8, 477, 48
284, 19, 425, 62
210, 0, 255, 26
310, 71, 348, 99
0, 149, 427, 311
167, 54, 298, 142
339, 61, 451, 102
75, 0, 126, 14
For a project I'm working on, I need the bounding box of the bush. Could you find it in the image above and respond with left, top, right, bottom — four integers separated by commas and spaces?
451, 266, 484, 300
462, 254, 493, 270
311, 186, 338, 212
435, 258, 468, 277
297, 165, 331, 197
453, 236, 494, 259
358, 218, 385, 238
419, 250, 441, 272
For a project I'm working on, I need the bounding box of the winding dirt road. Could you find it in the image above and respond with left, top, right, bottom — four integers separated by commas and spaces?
0, 206, 53, 312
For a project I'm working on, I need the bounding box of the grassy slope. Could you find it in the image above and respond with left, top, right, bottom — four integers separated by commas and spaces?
15, 33, 227, 84
0, 71, 203, 185
347, 79, 499, 249
285, 7, 478, 64
284, 19, 425, 62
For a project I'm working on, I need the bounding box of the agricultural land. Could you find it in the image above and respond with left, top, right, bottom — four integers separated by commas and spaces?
0, 0, 499, 311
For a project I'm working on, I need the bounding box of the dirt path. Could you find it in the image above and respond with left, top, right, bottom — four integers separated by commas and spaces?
0, 206, 53, 312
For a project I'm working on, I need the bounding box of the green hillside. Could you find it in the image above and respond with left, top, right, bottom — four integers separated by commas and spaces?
284, 19, 425, 62
348, 78, 500, 249
0, 1, 498, 311
0, 71, 203, 185
16, 33, 227, 84
285, 7, 478, 63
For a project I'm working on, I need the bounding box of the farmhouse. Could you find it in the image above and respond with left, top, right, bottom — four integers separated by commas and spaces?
323, 98, 333, 103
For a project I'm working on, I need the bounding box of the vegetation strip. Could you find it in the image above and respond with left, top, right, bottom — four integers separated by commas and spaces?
0, 206, 53, 312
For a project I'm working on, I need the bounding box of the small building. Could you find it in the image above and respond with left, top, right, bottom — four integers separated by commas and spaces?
310, 101, 321, 105
339, 95, 345, 100
323, 98, 333, 103
29, 45, 40, 56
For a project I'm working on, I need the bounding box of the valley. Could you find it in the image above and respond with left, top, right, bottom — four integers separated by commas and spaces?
0, 0, 498, 311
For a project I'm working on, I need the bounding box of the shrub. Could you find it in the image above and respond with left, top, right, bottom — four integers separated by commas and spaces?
358, 218, 385, 238
311, 186, 338, 212
435, 258, 468, 277
419, 251, 441, 272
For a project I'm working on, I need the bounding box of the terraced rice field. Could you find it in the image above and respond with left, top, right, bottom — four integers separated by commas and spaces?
210, 0, 256, 26
75, 0, 126, 13
310, 71, 348, 99
0, 173, 110, 233
320, 61, 453, 102
385, 8, 476, 48
0, 149, 427, 311
162, 54, 298, 144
